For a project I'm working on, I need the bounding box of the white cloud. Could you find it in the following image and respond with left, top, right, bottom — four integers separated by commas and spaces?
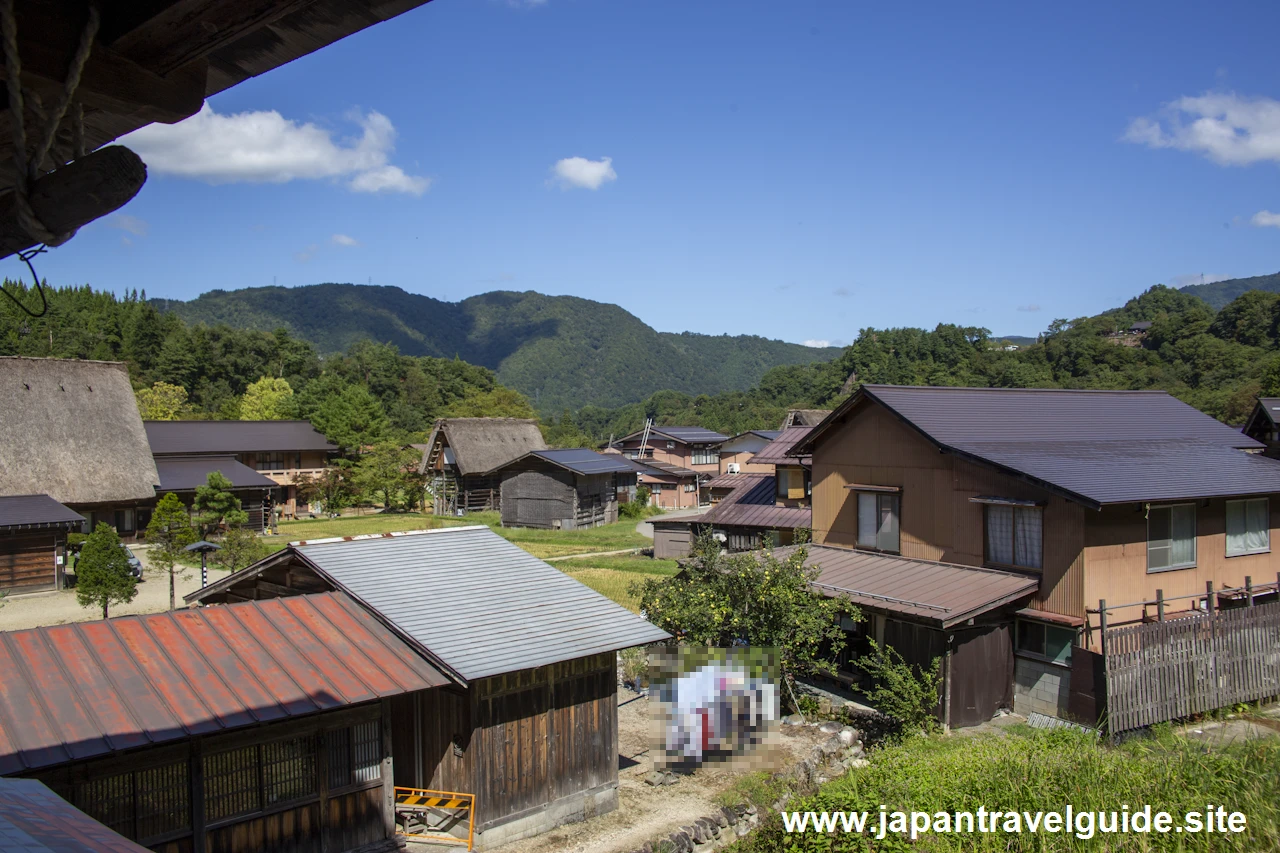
803, 340, 831, 348
108, 214, 148, 237
1017, 304, 1041, 312
122, 104, 430, 195
1252, 210, 1280, 229
1168, 272, 1232, 287
549, 156, 616, 190
1123, 92, 1280, 166
330, 233, 360, 247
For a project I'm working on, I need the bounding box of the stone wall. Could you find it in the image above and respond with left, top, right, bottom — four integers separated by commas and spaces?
1012, 656, 1070, 718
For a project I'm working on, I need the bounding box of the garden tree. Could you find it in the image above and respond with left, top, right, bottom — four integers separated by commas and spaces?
239, 376, 294, 420
307, 378, 389, 453
211, 527, 266, 574
193, 471, 248, 537
134, 381, 188, 420
352, 442, 422, 511
144, 492, 198, 611
75, 523, 137, 619
633, 532, 856, 694
293, 464, 355, 517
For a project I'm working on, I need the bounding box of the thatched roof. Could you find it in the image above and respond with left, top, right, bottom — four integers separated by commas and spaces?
0, 358, 158, 506
781, 409, 832, 428
420, 418, 547, 477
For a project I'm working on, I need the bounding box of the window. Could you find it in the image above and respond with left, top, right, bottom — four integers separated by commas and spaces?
985, 505, 1043, 569
650, 484, 663, 493
856, 492, 899, 552
256, 452, 287, 471
1226, 498, 1270, 557
777, 468, 806, 500
1016, 620, 1074, 665
683, 483, 696, 492
666, 441, 676, 450
263, 735, 318, 806
1147, 504, 1196, 572
625, 449, 652, 460
691, 446, 718, 466
114, 508, 136, 532
204, 746, 260, 822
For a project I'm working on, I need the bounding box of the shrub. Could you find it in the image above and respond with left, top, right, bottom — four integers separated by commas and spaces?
75, 523, 137, 619
856, 638, 942, 735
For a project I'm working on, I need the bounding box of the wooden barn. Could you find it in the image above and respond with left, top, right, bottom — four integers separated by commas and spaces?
487, 449, 637, 529
0, 593, 449, 853
420, 419, 547, 514
189, 526, 669, 849
0, 494, 84, 593
0, 358, 159, 543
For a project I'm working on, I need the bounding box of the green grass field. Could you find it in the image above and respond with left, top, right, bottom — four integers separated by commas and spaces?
556, 555, 679, 612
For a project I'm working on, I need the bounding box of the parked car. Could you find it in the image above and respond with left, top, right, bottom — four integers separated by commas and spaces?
125, 547, 143, 579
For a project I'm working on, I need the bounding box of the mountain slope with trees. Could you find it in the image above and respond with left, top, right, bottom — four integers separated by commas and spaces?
153, 284, 841, 411
1179, 271, 1280, 311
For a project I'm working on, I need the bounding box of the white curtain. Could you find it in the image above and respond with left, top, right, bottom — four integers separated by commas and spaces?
1169, 505, 1196, 567
1227, 499, 1270, 556
987, 505, 1013, 565
858, 493, 877, 547
1014, 507, 1043, 569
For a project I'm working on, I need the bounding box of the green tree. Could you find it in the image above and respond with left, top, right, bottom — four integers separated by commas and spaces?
144, 492, 198, 611
135, 381, 189, 420
352, 442, 422, 511
633, 532, 856, 687
310, 382, 389, 453
856, 638, 944, 733
445, 386, 538, 419
240, 376, 294, 420
193, 471, 248, 537
211, 527, 266, 574
75, 523, 137, 619
294, 464, 355, 517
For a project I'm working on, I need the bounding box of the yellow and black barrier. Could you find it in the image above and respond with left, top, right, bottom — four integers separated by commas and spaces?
394, 786, 476, 850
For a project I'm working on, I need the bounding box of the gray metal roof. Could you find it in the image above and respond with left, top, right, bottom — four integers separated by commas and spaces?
293, 526, 670, 681
145, 420, 336, 455
0, 494, 83, 529
155, 456, 278, 492
494, 449, 636, 476
622, 425, 729, 445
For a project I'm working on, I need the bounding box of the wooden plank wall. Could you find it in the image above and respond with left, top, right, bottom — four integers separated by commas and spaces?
499, 466, 575, 529
0, 531, 56, 591
1105, 599, 1280, 733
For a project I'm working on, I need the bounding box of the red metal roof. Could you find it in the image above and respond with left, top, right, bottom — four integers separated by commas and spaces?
0, 593, 447, 774
0, 777, 150, 852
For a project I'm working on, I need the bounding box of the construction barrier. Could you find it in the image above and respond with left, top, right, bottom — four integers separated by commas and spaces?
394, 786, 476, 850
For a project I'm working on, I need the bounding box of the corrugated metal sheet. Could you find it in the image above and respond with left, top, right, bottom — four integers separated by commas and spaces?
0, 494, 83, 529
750, 426, 815, 466
699, 474, 812, 530
0, 778, 150, 852
777, 543, 1039, 628
293, 526, 670, 682
521, 449, 636, 476
144, 420, 336, 455
622, 426, 729, 445
0, 593, 445, 775
154, 456, 278, 491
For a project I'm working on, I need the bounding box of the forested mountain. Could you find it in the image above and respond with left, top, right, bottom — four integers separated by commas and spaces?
1179, 271, 1280, 311
152, 284, 841, 411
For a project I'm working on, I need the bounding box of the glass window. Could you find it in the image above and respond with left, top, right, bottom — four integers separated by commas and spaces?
985, 505, 1043, 569
1226, 498, 1270, 557
352, 721, 381, 784
204, 746, 260, 822
691, 446, 718, 465
1016, 620, 1074, 665
1148, 504, 1196, 572
856, 492, 899, 552
776, 468, 805, 499
263, 735, 317, 806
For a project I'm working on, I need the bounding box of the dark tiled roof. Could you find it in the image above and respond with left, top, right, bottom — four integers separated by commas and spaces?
145, 420, 336, 455
493, 449, 636, 476
777, 543, 1039, 628
0, 494, 84, 529
1245, 398, 1280, 434
0, 593, 447, 774
803, 385, 1274, 507
155, 456, 278, 492
751, 426, 814, 466
621, 426, 729, 445
699, 474, 811, 530
719, 430, 782, 447
622, 458, 698, 480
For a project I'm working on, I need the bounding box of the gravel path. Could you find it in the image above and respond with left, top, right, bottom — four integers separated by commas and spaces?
0, 545, 232, 631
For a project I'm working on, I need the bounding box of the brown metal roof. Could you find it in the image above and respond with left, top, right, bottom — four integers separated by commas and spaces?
777, 543, 1039, 628
0, 593, 446, 775
698, 474, 812, 531
0, 778, 150, 852
0, 495, 84, 530
750, 426, 814, 466
703, 471, 747, 489
154, 456, 277, 492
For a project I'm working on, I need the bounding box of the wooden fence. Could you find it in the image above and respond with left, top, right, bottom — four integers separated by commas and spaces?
1104, 599, 1280, 732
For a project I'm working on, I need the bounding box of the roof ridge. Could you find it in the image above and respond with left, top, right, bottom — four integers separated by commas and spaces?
864, 384, 1169, 395
291, 524, 487, 547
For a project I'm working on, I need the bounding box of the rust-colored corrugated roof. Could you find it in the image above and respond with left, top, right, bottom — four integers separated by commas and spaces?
0, 593, 446, 775
698, 474, 812, 531
0, 777, 150, 852
777, 543, 1039, 628
750, 426, 814, 466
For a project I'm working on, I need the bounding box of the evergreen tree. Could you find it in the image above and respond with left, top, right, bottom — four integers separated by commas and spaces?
75, 523, 137, 619
311, 382, 389, 453
193, 471, 248, 537
144, 492, 197, 611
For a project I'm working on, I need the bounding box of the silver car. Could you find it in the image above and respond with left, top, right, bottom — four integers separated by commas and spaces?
125, 546, 143, 579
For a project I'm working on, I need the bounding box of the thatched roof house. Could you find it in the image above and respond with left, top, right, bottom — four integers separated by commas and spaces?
781, 409, 832, 429
419, 418, 547, 477
0, 358, 158, 506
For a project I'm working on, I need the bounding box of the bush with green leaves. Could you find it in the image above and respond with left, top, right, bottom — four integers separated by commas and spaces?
75, 522, 137, 619
145, 491, 198, 611
211, 527, 267, 575
856, 638, 943, 734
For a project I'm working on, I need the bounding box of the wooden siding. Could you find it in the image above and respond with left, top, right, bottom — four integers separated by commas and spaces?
499, 464, 620, 529
0, 531, 57, 591
1084, 498, 1280, 631
718, 449, 773, 475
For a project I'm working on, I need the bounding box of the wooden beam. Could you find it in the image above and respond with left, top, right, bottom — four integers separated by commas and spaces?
0, 145, 145, 260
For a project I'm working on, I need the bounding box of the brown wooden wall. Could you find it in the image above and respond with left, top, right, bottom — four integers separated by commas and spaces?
389, 653, 618, 831
0, 531, 58, 591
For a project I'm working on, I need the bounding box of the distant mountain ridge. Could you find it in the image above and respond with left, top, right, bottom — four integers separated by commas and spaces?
1178, 271, 1280, 311
153, 284, 841, 412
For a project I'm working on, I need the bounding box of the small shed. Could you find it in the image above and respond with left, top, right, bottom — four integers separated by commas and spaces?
489, 449, 637, 529
419, 419, 547, 514
0, 494, 84, 593
189, 526, 670, 848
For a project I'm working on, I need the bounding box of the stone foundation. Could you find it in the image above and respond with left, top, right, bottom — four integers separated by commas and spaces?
474, 782, 618, 850
1013, 656, 1070, 718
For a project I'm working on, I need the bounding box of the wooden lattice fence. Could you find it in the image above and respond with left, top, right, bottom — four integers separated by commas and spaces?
1104, 600, 1280, 733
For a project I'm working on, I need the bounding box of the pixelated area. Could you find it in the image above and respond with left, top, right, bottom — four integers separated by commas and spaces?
648, 647, 780, 772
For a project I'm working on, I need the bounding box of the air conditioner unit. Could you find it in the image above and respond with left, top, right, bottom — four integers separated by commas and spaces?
726, 462, 741, 474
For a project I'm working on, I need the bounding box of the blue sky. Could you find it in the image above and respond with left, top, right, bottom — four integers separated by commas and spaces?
13, 0, 1280, 346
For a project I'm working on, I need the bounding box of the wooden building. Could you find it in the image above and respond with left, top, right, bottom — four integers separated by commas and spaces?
794, 384, 1280, 727
714, 431, 780, 476
487, 449, 637, 529
614, 426, 728, 476
189, 526, 669, 848
0, 358, 159, 543
151, 457, 277, 533
420, 419, 547, 514
0, 593, 449, 853
0, 494, 84, 593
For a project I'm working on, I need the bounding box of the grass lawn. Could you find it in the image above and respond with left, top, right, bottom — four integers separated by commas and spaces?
557, 555, 679, 612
